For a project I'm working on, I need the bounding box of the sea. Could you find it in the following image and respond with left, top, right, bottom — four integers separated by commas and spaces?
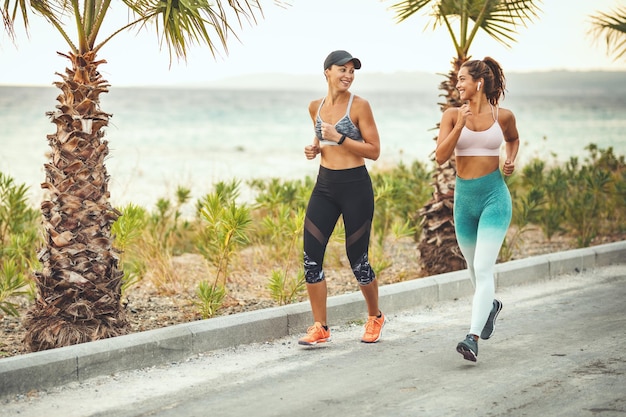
1, 73, 625, 210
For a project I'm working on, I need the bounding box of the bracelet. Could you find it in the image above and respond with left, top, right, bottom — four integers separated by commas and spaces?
338, 134, 347, 145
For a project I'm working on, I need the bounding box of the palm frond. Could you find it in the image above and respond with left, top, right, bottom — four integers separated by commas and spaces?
477, 0, 541, 48
2, 0, 78, 50
388, 0, 432, 23
442, 0, 542, 49
589, 6, 626, 61
2, 0, 63, 37
129, 0, 264, 63
388, 0, 542, 49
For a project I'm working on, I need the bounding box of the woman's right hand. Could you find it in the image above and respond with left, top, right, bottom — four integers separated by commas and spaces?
455, 103, 471, 129
304, 144, 320, 160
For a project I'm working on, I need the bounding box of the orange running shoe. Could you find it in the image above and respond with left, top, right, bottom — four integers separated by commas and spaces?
298, 322, 331, 346
361, 312, 386, 343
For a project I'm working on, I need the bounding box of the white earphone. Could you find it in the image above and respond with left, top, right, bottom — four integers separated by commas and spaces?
477, 81, 482, 91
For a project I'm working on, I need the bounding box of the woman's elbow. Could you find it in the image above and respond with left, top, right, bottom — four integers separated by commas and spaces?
367, 144, 381, 161
435, 151, 447, 166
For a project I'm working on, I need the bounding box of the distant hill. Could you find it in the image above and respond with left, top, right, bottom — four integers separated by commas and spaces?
506, 71, 626, 96
198, 70, 626, 96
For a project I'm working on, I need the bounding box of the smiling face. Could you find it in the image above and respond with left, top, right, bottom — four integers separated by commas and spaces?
456, 66, 479, 101
325, 61, 356, 90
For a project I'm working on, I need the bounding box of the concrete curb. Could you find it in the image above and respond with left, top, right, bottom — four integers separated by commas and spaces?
1, 240, 625, 398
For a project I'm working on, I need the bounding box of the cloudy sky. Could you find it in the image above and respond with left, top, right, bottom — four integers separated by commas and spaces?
1, 0, 624, 86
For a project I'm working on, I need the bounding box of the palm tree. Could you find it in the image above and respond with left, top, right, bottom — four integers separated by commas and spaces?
2, 0, 269, 352
589, 5, 626, 62
388, 0, 541, 276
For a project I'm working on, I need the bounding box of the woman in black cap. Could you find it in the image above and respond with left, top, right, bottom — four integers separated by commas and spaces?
299, 50, 384, 346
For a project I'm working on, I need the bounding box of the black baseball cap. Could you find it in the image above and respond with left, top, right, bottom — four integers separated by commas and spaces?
323, 50, 362, 70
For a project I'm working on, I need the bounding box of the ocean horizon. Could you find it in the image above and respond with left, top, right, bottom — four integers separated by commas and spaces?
1, 70, 625, 209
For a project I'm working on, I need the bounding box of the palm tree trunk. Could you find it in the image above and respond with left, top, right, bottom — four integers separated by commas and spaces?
24, 51, 129, 351
417, 58, 468, 276
417, 159, 466, 274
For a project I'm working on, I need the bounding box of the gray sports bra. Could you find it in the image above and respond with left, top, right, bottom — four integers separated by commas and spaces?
315, 93, 364, 145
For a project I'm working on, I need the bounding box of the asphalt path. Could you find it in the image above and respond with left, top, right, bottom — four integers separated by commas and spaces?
3, 264, 625, 417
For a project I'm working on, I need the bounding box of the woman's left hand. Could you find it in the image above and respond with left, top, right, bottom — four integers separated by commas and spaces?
320, 122, 340, 143
503, 159, 515, 176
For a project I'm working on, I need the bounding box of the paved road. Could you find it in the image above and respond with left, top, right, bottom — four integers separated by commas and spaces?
3, 264, 625, 417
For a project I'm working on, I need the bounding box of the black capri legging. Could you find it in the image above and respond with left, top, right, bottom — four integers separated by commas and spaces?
303, 165, 376, 286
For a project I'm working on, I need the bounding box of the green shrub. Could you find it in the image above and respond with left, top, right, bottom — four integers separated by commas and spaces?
112, 204, 149, 294
0, 173, 40, 316
268, 269, 305, 306
195, 182, 252, 316
195, 280, 226, 319
0, 260, 29, 316
508, 144, 625, 250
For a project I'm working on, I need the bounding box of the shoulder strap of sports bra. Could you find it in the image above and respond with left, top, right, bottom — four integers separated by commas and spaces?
490, 103, 499, 122
345, 93, 355, 116
316, 98, 325, 118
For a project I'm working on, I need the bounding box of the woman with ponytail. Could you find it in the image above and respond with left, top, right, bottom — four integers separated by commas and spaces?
435, 57, 520, 362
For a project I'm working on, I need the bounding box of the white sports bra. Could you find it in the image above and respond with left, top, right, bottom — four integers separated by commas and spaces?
455, 105, 503, 157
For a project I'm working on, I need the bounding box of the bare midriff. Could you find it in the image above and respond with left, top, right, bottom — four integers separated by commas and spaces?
456, 155, 500, 179
320, 146, 365, 170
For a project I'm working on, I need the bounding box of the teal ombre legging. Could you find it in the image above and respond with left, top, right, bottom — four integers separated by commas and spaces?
454, 169, 512, 337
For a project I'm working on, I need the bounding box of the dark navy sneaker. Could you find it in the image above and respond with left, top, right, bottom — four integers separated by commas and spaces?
456, 334, 478, 362
480, 299, 503, 340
